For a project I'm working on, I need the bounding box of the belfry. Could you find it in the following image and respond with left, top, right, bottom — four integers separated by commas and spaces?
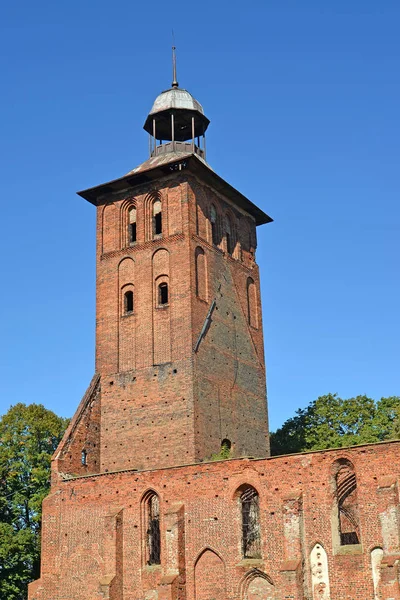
29, 56, 400, 600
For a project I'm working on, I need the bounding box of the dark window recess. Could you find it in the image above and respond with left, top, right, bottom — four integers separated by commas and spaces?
158, 283, 168, 305
336, 466, 360, 546
221, 439, 231, 452
128, 207, 137, 243
241, 486, 261, 558
154, 211, 162, 236
152, 200, 162, 238
129, 222, 137, 243
81, 450, 87, 466
210, 206, 218, 245
226, 232, 232, 254
211, 222, 218, 245
147, 495, 161, 565
124, 290, 134, 314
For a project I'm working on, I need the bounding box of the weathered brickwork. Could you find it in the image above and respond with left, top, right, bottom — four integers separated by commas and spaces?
30, 443, 400, 599
56, 169, 269, 476
29, 85, 400, 599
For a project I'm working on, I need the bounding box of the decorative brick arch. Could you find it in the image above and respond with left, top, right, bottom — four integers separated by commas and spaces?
240, 568, 275, 600
195, 246, 207, 301
144, 190, 165, 241
102, 202, 118, 254
194, 547, 226, 600
120, 197, 137, 247
152, 248, 171, 364
118, 257, 136, 371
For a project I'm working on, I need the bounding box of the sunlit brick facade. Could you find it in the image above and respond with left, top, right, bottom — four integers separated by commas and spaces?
29, 77, 400, 600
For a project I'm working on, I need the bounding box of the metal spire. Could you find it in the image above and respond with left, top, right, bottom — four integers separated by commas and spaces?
172, 37, 179, 88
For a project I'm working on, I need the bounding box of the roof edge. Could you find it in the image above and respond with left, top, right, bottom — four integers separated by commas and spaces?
77, 154, 273, 226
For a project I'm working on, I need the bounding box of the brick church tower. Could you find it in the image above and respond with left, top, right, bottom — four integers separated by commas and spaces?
29, 55, 400, 600
52, 56, 272, 479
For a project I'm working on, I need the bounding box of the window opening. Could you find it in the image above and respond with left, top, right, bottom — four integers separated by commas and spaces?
128, 207, 137, 243
124, 290, 134, 314
147, 494, 161, 565
221, 439, 231, 452
158, 283, 169, 306
153, 200, 162, 237
247, 278, 258, 328
241, 486, 261, 558
336, 464, 360, 545
81, 449, 87, 466
210, 205, 218, 246
195, 247, 207, 300
225, 216, 233, 255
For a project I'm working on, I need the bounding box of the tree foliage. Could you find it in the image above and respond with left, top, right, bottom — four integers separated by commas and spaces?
270, 394, 400, 456
0, 403, 68, 600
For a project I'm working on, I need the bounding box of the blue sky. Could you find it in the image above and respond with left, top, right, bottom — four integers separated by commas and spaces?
0, 1, 398, 431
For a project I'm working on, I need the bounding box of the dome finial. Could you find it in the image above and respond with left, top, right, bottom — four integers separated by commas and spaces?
172, 35, 179, 88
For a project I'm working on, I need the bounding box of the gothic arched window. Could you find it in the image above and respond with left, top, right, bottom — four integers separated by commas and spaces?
335, 461, 360, 546
124, 290, 134, 314
225, 215, 233, 255
128, 206, 137, 244
145, 492, 161, 565
210, 205, 218, 246
153, 199, 162, 237
238, 485, 261, 558
158, 282, 169, 306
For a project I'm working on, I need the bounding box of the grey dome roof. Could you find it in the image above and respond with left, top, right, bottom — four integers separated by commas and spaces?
149, 87, 205, 116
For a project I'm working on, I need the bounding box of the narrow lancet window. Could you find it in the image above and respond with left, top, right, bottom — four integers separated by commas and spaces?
81, 449, 87, 466
158, 283, 169, 306
335, 462, 360, 545
240, 485, 261, 558
146, 493, 161, 565
153, 200, 162, 237
225, 215, 233, 255
247, 278, 258, 328
210, 205, 218, 246
128, 206, 137, 243
195, 247, 207, 300
124, 290, 134, 314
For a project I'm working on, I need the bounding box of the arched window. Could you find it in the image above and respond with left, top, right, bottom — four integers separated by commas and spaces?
146, 493, 161, 565
124, 290, 134, 314
334, 460, 360, 546
81, 449, 87, 466
239, 485, 261, 558
153, 199, 162, 237
247, 278, 258, 328
210, 205, 218, 246
128, 206, 137, 244
195, 247, 207, 300
225, 215, 233, 255
158, 282, 169, 306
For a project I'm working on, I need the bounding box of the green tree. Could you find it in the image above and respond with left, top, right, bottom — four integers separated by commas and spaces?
270, 394, 400, 456
0, 403, 68, 600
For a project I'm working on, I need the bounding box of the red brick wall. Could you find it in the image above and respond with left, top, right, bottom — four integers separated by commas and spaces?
54, 171, 269, 475
53, 374, 101, 479
189, 179, 269, 460
31, 441, 400, 600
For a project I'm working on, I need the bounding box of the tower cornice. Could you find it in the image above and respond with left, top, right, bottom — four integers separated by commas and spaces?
77, 153, 272, 226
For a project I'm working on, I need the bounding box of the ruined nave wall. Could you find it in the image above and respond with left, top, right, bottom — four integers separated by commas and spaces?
29, 440, 400, 600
